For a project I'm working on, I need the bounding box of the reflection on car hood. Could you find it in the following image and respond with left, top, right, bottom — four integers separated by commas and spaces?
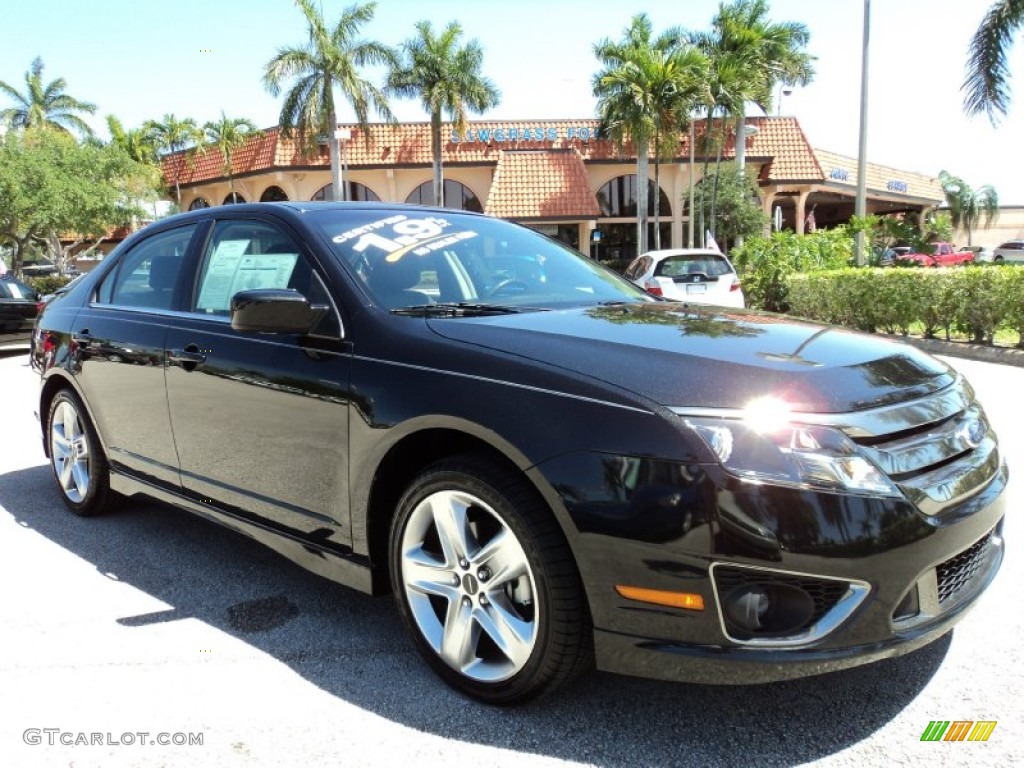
427, 302, 955, 413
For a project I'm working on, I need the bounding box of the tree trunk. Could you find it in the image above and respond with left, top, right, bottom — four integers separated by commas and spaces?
431, 111, 444, 207
636, 134, 650, 256
653, 121, 661, 250
329, 113, 343, 202
734, 106, 747, 248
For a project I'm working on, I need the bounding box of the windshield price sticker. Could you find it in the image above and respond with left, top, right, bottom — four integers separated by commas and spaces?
336, 215, 476, 262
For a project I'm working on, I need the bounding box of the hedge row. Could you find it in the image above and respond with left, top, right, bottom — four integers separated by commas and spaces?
785, 265, 1024, 347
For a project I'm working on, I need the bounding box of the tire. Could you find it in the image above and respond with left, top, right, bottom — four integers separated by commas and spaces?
47, 389, 113, 516
389, 455, 591, 705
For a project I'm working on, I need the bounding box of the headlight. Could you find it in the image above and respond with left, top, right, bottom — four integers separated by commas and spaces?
684, 415, 899, 497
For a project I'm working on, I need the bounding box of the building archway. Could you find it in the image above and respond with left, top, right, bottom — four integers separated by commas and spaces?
259, 186, 289, 203
223, 192, 246, 205
405, 179, 482, 212
188, 197, 210, 211
593, 174, 671, 262
312, 182, 381, 202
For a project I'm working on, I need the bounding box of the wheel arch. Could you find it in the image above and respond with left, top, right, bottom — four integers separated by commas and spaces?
359, 421, 576, 596
38, 371, 95, 458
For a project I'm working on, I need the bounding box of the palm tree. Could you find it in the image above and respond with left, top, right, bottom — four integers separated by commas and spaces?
939, 170, 999, 246
0, 57, 96, 136
264, 0, 395, 202
594, 14, 701, 255
644, 48, 709, 248
694, 0, 814, 183
107, 115, 158, 166
963, 0, 1024, 123
204, 112, 258, 201
144, 114, 204, 207
388, 21, 500, 207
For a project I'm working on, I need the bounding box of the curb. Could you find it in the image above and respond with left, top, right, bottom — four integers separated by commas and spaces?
886, 335, 1024, 368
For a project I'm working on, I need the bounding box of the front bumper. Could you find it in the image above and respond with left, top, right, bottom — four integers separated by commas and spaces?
535, 452, 1007, 684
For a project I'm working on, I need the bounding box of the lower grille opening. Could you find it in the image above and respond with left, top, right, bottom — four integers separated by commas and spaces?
937, 531, 994, 605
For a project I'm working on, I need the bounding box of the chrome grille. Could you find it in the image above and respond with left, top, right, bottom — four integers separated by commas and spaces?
846, 378, 1000, 516
937, 531, 994, 604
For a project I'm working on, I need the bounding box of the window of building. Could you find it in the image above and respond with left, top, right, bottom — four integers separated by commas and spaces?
223, 192, 246, 205
405, 179, 482, 212
188, 197, 210, 211
595, 175, 671, 217
311, 182, 381, 202
260, 186, 289, 203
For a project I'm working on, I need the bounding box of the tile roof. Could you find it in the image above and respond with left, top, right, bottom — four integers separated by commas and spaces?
485, 149, 600, 219
162, 116, 934, 203
814, 149, 943, 202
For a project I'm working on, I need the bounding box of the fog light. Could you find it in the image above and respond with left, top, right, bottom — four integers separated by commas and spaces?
723, 583, 815, 635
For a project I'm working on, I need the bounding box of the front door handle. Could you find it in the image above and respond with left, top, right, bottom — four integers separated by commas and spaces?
72, 329, 93, 346
168, 343, 207, 371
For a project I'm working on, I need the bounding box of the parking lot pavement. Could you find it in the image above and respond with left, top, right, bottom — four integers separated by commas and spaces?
1, 350, 1021, 768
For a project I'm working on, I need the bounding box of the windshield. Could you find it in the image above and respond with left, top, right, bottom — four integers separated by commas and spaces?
312, 209, 652, 311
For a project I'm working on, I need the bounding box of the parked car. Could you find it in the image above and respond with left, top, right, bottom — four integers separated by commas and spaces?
0, 274, 42, 351
624, 248, 744, 307
993, 239, 1024, 263
32, 203, 1006, 704
959, 245, 993, 263
897, 241, 973, 267
872, 246, 899, 267
20, 258, 60, 276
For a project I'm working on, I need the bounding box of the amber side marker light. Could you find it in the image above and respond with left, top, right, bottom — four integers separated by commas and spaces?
615, 585, 705, 611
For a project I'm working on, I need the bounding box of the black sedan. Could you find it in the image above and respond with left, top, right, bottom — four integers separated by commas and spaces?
0, 274, 42, 351
31, 203, 1006, 704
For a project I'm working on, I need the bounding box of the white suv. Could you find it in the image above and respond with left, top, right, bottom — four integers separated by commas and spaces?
993, 240, 1024, 263
624, 248, 745, 308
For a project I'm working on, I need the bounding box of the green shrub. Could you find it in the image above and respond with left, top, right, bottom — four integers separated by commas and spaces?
731, 229, 855, 312
23, 274, 75, 294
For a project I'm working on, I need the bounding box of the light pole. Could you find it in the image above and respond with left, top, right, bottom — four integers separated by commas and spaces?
776, 86, 793, 116
854, 0, 871, 265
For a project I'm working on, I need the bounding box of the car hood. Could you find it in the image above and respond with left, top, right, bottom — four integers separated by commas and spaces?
426, 303, 955, 413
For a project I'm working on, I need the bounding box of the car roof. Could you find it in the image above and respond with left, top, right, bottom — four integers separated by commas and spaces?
641, 249, 727, 258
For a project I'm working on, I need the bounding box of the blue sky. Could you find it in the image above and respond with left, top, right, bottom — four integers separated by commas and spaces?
5, 0, 1023, 203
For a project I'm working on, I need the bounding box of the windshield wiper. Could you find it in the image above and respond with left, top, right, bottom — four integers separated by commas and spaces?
391, 302, 524, 317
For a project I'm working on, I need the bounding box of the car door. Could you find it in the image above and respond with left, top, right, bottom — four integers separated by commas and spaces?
70, 222, 201, 488
163, 215, 353, 545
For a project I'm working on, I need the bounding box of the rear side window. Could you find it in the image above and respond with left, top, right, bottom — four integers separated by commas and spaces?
654, 254, 734, 278
0, 278, 38, 300
95, 225, 197, 309
624, 256, 651, 280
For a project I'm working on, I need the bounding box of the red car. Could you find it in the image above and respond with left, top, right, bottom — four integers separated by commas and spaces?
897, 242, 974, 267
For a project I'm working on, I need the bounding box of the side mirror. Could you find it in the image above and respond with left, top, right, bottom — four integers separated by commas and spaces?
230, 289, 328, 334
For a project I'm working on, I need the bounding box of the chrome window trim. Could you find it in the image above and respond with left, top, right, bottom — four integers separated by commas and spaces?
709, 562, 871, 648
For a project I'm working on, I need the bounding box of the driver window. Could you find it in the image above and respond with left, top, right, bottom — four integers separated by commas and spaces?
192, 220, 340, 336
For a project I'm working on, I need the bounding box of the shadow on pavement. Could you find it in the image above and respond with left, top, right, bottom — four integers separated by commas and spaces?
1, 464, 949, 767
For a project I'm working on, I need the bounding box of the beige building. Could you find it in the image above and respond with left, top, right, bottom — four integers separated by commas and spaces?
162, 116, 945, 261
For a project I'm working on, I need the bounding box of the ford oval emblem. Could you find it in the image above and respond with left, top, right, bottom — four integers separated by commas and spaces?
959, 418, 986, 449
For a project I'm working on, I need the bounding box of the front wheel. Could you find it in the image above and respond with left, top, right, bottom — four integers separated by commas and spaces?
389, 456, 590, 705
47, 389, 113, 516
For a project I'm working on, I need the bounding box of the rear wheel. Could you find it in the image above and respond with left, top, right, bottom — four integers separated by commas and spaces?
47, 389, 113, 516
389, 456, 590, 705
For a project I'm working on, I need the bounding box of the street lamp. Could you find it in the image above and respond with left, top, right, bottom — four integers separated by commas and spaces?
776, 86, 793, 116
854, 0, 871, 265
